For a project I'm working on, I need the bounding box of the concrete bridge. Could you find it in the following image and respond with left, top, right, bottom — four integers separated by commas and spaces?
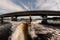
0, 10, 60, 23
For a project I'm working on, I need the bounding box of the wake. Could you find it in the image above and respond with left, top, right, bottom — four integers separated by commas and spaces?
10, 21, 30, 40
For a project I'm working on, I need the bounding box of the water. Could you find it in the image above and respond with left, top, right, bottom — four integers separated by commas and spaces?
47, 20, 60, 24
3, 20, 60, 40
0, 22, 12, 40
31, 21, 60, 40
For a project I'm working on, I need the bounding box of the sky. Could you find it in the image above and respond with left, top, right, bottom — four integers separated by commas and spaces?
0, 0, 60, 14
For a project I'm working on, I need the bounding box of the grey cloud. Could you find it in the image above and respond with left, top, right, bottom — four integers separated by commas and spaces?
35, 0, 60, 10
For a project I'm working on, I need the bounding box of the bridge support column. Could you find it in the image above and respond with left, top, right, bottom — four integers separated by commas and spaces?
41, 15, 47, 24
1, 17, 3, 23
11, 16, 13, 21
11, 16, 17, 21
15, 16, 17, 21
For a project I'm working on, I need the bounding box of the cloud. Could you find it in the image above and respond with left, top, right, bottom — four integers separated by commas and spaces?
0, 0, 60, 14
18, 2, 30, 10
0, 0, 36, 14
11, 0, 36, 10
35, 0, 60, 10
11, 0, 30, 10
0, 0, 25, 14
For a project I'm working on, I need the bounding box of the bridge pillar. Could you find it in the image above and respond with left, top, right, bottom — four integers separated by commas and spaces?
41, 15, 47, 24
11, 16, 13, 21
11, 16, 17, 21
1, 17, 3, 23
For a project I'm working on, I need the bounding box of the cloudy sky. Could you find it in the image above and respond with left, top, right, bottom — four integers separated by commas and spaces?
0, 0, 60, 14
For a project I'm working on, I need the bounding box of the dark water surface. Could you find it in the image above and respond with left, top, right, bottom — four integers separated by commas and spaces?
0, 22, 12, 40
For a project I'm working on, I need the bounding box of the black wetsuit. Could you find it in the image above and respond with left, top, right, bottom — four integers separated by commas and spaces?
30, 17, 32, 22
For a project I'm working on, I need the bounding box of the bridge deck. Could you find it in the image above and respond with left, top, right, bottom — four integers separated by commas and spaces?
0, 10, 60, 17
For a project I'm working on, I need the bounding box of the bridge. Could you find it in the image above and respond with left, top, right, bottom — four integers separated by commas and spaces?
0, 10, 60, 23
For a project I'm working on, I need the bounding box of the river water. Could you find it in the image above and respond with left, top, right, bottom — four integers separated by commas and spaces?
8, 20, 60, 40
